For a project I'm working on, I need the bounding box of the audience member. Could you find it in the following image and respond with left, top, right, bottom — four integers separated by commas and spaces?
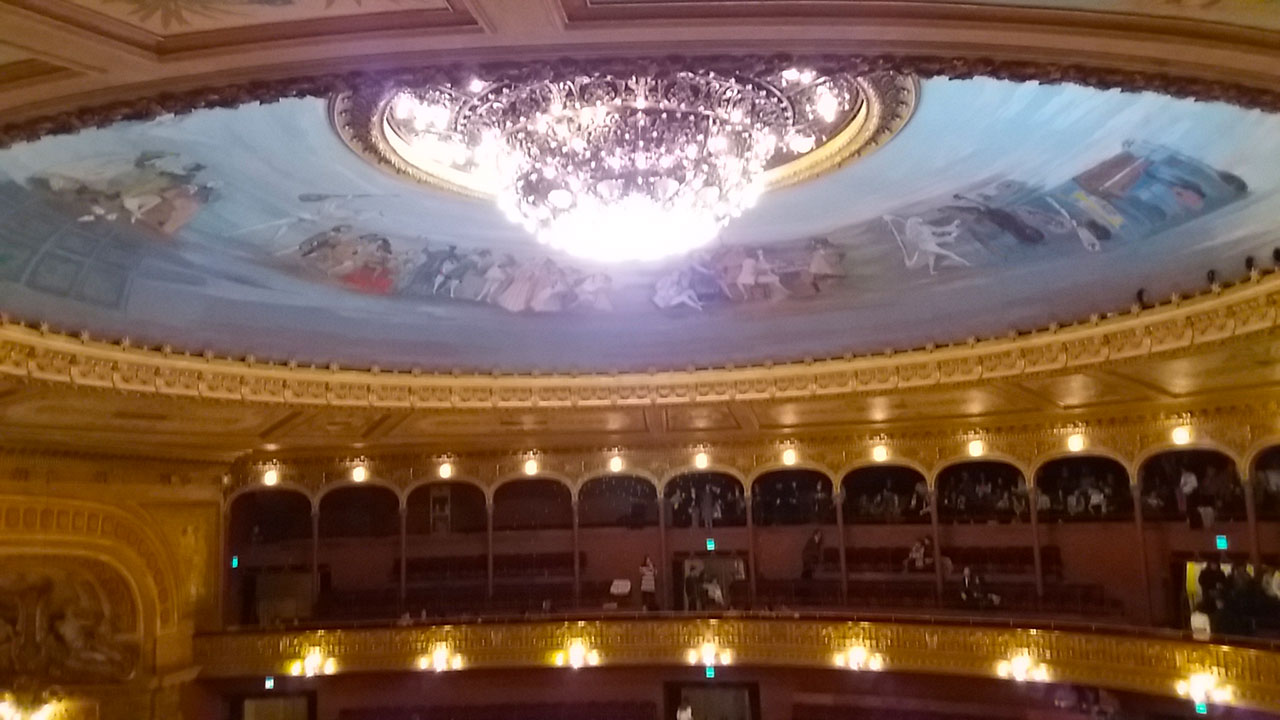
960, 566, 1001, 609
801, 530, 823, 581
938, 465, 1029, 524
639, 556, 657, 611
1141, 452, 1245, 523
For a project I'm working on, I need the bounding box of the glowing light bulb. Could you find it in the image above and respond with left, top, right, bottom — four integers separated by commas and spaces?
967, 440, 986, 457
439, 462, 454, 479
872, 445, 889, 463
694, 452, 710, 470
781, 448, 797, 466
352, 465, 367, 483
609, 455, 624, 473
1067, 434, 1086, 452
1172, 426, 1192, 445
263, 468, 279, 486
524, 458, 539, 476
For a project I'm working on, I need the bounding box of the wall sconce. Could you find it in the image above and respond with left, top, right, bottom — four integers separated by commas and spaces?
417, 643, 464, 672
781, 447, 798, 466
686, 641, 733, 668
438, 461, 454, 479
1172, 425, 1193, 446
553, 639, 600, 669
262, 467, 279, 486
609, 455, 624, 473
351, 463, 368, 483
1177, 672, 1233, 709
967, 439, 986, 457
694, 451, 710, 470
1066, 433, 1086, 453
871, 445, 889, 463
289, 648, 336, 677
833, 646, 884, 671
996, 653, 1049, 682
523, 457, 540, 475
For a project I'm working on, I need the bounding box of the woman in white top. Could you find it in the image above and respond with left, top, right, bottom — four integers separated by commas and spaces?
640, 556, 658, 611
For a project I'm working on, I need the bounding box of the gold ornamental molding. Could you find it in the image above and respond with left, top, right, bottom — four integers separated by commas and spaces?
192, 617, 1280, 713
1, 271, 1278, 410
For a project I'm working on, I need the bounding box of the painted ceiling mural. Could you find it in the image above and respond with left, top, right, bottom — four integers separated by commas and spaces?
0, 78, 1279, 372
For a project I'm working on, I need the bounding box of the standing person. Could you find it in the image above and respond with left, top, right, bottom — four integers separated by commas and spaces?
676, 699, 694, 720
801, 530, 824, 581
640, 556, 658, 611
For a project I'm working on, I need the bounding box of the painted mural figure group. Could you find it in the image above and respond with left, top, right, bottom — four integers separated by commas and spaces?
652, 239, 847, 311
28, 151, 218, 236
290, 228, 614, 313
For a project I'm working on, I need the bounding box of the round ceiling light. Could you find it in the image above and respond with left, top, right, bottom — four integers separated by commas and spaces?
335, 59, 915, 263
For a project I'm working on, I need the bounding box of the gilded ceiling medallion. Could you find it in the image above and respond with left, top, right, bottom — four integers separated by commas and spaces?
333, 60, 917, 262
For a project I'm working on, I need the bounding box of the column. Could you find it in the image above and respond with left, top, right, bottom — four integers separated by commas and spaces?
1131, 481, 1154, 625
399, 504, 408, 614
1244, 475, 1262, 567
1028, 483, 1044, 606
929, 484, 944, 604
486, 499, 495, 601
746, 492, 758, 607
658, 489, 669, 610
572, 498, 581, 607
835, 485, 848, 604
310, 508, 321, 605
218, 501, 229, 629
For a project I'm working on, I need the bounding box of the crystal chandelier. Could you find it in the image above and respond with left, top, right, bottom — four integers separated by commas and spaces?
375, 65, 863, 262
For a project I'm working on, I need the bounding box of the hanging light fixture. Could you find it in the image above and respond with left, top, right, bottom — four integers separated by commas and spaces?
337, 60, 915, 263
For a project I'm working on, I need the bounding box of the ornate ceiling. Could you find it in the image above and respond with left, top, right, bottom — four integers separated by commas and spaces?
0, 0, 1278, 458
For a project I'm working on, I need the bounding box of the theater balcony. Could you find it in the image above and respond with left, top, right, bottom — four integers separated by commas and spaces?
2, 0, 1280, 718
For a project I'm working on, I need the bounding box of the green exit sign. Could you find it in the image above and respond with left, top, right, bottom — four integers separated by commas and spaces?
1215, 535, 1228, 551
705, 538, 716, 551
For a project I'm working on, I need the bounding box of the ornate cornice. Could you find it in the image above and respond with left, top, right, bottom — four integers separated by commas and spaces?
2, 53, 1280, 150
1, 271, 1276, 411
192, 617, 1280, 713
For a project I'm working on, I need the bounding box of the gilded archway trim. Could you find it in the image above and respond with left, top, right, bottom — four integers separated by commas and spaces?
0, 495, 182, 632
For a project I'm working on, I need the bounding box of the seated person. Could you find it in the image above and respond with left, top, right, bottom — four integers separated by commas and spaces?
903, 536, 933, 573
960, 566, 1001, 609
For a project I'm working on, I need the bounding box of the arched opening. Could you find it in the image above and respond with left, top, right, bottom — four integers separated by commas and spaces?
664, 472, 748, 611
842, 465, 931, 525
579, 475, 658, 529
935, 462, 1052, 614
403, 482, 488, 618
937, 461, 1029, 524
752, 469, 838, 608
751, 470, 834, 527
1252, 446, 1280, 521
838, 465, 933, 611
491, 479, 576, 613
1139, 450, 1244, 525
663, 472, 747, 529
225, 489, 313, 627
578, 476, 661, 609
316, 485, 401, 621
1035, 456, 1133, 522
